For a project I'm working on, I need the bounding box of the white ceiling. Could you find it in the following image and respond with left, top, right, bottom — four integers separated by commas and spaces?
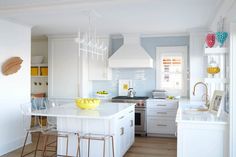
0, 0, 223, 37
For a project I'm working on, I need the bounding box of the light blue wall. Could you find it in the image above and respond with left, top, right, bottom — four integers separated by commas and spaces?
91, 36, 189, 97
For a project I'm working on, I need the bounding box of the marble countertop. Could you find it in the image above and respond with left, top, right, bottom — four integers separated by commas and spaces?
176, 100, 228, 124
31, 102, 135, 119
146, 98, 179, 102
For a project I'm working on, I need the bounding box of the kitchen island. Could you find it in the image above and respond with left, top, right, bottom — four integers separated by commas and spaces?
176, 100, 228, 157
32, 102, 135, 157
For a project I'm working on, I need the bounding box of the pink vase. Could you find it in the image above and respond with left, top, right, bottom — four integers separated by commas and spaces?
206, 33, 216, 48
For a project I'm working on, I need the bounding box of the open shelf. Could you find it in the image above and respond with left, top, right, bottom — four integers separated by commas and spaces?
31, 63, 48, 67
31, 63, 48, 77
204, 78, 228, 84
205, 47, 228, 55
31, 76, 48, 78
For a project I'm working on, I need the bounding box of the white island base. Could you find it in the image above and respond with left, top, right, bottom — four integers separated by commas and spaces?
176, 101, 228, 157
43, 103, 135, 157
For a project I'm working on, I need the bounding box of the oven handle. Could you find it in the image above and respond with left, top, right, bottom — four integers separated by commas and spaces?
135, 108, 146, 111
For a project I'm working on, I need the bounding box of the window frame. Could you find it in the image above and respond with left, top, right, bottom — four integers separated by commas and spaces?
156, 46, 188, 97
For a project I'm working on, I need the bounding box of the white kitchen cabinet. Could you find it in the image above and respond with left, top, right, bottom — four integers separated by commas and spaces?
33, 103, 135, 157
115, 113, 126, 156
176, 102, 228, 157
177, 122, 228, 157
48, 36, 80, 99
127, 109, 135, 147
88, 37, 112, 80
115, 107, 135, 157
146, 99, 178, 137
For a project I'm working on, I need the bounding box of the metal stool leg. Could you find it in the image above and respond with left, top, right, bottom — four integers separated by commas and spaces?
21, 131, 29, 157
88, 138, 91, 157
43, 135, 49, 157
111, 136, 115, 157
82, 134, 114, 157
34, 132, 41, 157
103, 139, 106, 157
66, 136, 69, 157
76, 136, 80, 157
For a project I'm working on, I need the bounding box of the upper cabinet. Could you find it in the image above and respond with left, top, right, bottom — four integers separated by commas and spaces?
48, 35, 112, 99
48, 36, 80, 99
88, 37, 112, 80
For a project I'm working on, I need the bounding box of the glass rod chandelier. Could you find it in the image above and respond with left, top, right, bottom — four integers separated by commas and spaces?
75, 11, 107, 60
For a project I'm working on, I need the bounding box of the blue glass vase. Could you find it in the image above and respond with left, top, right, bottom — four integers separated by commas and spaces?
216, 32, 228, 47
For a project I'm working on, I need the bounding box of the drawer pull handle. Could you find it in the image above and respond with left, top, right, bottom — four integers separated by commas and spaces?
157, 124, 167, 127
119, 116, 124, 119
157, 104, 167, 107
157, 112, 167, 114
130, 120, 133, 127
120, 127, 124, 135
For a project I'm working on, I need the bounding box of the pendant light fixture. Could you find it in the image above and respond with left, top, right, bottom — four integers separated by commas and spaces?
75, 10, 107, 60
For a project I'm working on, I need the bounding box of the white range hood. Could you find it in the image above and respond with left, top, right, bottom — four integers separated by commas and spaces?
108, 34, 153, 68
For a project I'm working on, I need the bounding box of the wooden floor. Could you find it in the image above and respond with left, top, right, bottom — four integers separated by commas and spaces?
1, 134, 177, 157
125, 136, 176, 157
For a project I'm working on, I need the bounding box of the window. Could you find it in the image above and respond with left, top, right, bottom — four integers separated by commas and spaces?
156, 46, 187, 97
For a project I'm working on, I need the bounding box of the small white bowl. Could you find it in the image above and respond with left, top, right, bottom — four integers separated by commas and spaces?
32, 56, 44, 64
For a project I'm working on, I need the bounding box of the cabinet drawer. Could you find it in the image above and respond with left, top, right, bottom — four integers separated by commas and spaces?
147, 117, 176, 134
147, 101, 178, 109
147, 109, 176, 117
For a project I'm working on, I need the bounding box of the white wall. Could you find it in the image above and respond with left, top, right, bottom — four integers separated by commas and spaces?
209, 1, 236, 156
0, 19, 31, 155
189, 30, 207, 101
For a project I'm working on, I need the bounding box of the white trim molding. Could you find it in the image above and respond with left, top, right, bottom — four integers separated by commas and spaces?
230, 22, 236, 157
156, 46, 188, 97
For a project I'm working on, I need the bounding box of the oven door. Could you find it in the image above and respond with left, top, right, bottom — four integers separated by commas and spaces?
135, 108, 146, 134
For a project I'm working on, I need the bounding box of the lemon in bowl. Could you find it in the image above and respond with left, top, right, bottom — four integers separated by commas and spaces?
75, 98, 100, 110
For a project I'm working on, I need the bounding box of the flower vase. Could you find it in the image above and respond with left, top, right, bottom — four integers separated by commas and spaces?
205, 33, 215, 48
216, 32, 228, 47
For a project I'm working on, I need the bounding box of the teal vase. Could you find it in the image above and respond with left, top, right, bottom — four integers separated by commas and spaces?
216, 32, 228, 47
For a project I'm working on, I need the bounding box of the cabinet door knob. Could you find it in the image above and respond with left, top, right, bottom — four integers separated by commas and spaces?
157, 124, 167, 127
130, 120, 133, 127
119, 116, 124, 119
120, 127, 124, 135
157, 112, 167, 114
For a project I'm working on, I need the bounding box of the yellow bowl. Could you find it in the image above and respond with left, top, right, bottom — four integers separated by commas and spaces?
75, 98, 100, 110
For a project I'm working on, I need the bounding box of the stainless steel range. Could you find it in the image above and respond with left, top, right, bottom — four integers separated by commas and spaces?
112, 96, 149, 136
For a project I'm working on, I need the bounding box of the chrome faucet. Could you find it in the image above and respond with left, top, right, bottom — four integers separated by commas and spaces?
193, 82, 209, 107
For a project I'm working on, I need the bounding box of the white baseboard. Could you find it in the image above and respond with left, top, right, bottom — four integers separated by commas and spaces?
0, 135, 32, 156
147, 133, 177, 138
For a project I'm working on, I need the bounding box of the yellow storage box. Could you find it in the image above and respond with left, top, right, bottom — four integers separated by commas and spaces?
31, 67, 38, 76
40, 67, 48, 76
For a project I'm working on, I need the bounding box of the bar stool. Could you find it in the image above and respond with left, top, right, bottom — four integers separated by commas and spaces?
41, 99, 81, 157
20, 101, 45, 157
42, 130, 80, 157
80, 133, 115, 157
